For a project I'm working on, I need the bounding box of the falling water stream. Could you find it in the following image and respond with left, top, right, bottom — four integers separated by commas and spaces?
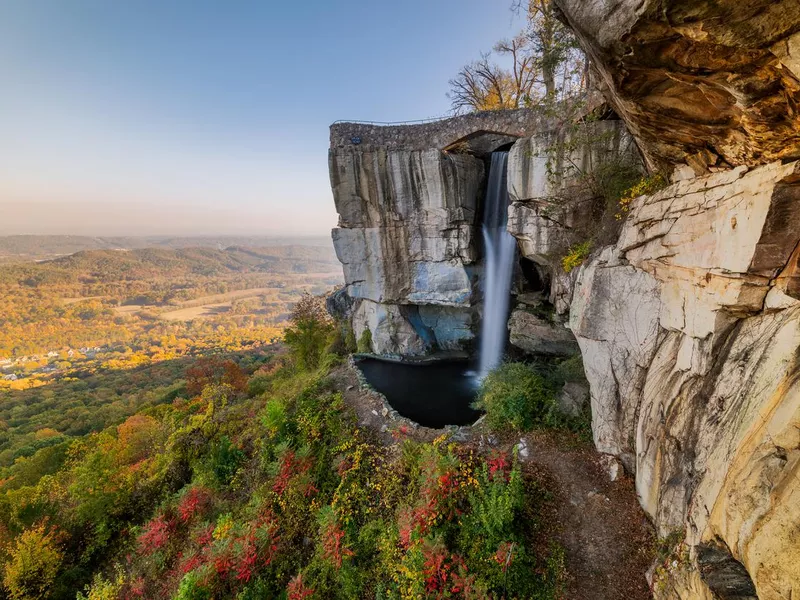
355, 151, 515, 427
478, 152, 516, 379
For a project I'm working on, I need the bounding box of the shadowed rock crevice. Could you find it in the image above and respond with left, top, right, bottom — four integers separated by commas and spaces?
697, 541, 758, 600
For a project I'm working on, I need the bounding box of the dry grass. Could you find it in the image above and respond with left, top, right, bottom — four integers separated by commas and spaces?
160, 303, 232, 321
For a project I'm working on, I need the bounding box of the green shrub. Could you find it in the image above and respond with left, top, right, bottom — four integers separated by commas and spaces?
561, 241, 592, 273
475, 363, 558, 432
209, 435, 244, 485
283, 293, 335, 370
356, 329, 372, 354
344, 324, 357, 354
554, 355, 587, 385
173, 569, 212, 600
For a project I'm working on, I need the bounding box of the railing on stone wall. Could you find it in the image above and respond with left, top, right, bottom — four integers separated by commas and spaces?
329, 107, 551, 152
331, 114, 453, 126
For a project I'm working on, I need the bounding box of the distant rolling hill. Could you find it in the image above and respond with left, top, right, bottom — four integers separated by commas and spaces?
0, 245, 341, 287
0, 234, 334, 262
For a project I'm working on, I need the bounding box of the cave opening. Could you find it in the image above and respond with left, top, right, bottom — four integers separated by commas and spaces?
518, 256, 551, 296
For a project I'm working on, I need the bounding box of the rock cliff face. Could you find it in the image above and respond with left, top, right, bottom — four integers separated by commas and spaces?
330, 147, 483, 355
554, 0, 800, 170
506, 119, 642, 313
504, 119, 643, 355
569, 162, 800, 600
329, 110, 594, 356
535, 3, 800, 597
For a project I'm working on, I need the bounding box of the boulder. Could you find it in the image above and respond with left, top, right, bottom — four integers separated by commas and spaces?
558, 381, 590, 418
507, 309, 579, 357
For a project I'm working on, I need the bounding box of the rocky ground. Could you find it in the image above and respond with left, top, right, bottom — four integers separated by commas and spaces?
328, 362, 656, 600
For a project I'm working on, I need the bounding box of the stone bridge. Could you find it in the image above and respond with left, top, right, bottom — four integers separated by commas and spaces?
329, 107, 552, 152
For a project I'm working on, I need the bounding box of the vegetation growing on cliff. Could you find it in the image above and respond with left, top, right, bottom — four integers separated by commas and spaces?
561, 241, 591, 274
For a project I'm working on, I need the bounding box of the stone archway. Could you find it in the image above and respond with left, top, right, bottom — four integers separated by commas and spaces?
442, 130, 521, 156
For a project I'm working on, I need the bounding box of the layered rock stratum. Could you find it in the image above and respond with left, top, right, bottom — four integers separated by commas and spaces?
554, 0, 800, 170
330, 147, 483, 355
570, 162, 800, 599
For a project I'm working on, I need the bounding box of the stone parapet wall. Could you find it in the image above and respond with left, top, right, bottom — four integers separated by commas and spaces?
330, 108, 552, 151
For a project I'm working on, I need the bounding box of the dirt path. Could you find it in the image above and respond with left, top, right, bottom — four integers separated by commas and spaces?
522, 431, 655, 600
328, 363, 655, 600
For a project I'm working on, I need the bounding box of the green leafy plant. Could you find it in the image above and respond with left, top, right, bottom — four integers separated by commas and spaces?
561, 240, 592, 273
474, 363, 558, 432
356, 329, 372, 354
283, 293, 335, 370
554, 355, 586, 385
344, 324, 357, 354
615, 173, 668, 219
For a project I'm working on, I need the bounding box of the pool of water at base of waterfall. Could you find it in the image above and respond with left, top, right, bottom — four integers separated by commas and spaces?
355, 358, 482, 428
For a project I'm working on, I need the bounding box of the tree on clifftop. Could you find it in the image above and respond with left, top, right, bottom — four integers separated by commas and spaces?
448, 36, 537, 113
448, 0, 586, 113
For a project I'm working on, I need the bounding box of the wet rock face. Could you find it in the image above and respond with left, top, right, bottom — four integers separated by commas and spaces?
569, 161, 800, 599
554, 0, 800, 168
506, 119, 643, 314
329, 147, 483, 355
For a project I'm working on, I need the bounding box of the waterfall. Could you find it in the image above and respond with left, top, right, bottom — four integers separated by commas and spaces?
478, 152, 516, 379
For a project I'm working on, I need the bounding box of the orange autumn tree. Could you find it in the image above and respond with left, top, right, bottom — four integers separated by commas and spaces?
3, 523, 63, 600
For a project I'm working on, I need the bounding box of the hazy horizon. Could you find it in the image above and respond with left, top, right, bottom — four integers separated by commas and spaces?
0, 1, 523, 236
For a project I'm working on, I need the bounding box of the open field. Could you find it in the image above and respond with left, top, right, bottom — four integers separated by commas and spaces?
62, 296, 105, 305
113, 304, 145, 316
160, 302, 232, 321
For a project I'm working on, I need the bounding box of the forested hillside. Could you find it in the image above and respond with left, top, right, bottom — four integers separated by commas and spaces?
0, 299, 569, 600
0, 236, 333, 262
0, 243, 342, 522
0, 246, 341, 360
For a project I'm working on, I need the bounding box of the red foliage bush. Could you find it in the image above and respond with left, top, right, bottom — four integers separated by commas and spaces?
138, 514, 174, 554
178, 486, 212, 523
273, 450, 316, 497
321, 523, 353, 569
287, 573, 315, 600
493, 541, 515, 573
422, 541, 454, 596
185, 358, 247, 396
129, 577, 145, 597
235, 534, 258, 583
487, 450, 511, 482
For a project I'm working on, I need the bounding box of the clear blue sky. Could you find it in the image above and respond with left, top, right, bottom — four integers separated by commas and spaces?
0, 0, 522, 237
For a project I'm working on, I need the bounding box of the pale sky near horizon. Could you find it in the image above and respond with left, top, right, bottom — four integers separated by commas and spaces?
0, 1, 523, 237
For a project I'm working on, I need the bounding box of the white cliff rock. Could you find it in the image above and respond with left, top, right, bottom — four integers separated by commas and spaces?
507, 120, 643, 314
569, 161, 800, 599
330, 147, 483, 354
331, 148, 482, 306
